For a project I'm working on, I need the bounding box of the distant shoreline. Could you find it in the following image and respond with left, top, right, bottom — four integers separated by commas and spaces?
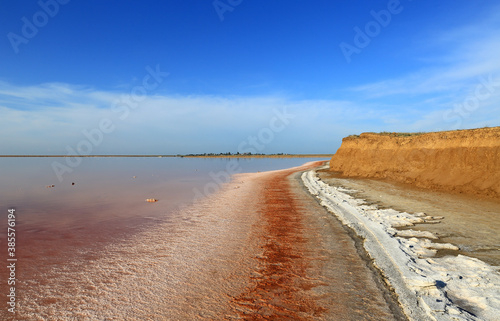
182, 154, 333, 158
0, 154, 333, 158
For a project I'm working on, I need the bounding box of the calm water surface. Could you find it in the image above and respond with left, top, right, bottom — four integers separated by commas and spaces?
0, 157, 325, 319
1, 157, 325, 228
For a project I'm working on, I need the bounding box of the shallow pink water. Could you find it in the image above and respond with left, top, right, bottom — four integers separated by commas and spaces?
0, 157, 326, 319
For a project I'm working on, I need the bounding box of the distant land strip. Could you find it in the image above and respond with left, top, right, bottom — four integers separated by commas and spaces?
0, 154, 333, 158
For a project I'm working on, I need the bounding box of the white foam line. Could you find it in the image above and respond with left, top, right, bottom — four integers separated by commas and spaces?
302, 170, 500, 321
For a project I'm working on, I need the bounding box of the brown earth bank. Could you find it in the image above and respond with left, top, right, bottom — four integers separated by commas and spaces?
330, 127, 500, 201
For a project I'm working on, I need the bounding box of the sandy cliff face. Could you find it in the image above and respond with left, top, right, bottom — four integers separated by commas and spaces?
330, 127, 500, 201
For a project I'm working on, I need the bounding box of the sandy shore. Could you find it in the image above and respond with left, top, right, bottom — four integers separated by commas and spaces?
227, 161, 403, 320
10, 161, 404, 320
317, 169, 500, 267
304, 167, 500, 320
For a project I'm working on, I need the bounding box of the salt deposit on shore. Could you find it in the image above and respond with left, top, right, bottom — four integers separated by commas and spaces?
302, 169, 500, 321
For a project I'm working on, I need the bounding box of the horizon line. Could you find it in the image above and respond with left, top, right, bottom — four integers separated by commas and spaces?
0, 154, 334, 158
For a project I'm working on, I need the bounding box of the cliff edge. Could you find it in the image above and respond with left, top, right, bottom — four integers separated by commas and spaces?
330, 127, 500, 201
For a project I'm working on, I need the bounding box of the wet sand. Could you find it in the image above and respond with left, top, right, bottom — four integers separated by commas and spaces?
317, 169, 500, 267
3, 161, 404, 320
229, 162, 403, 320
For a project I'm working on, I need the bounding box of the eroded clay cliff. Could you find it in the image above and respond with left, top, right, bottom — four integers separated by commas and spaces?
330, 127, 500, 201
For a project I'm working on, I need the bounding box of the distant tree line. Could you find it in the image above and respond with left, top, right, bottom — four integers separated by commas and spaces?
182, 152, 287, 156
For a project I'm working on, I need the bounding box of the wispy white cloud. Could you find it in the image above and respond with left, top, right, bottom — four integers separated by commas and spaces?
2, 8, 500, 155
351, 9, 500, 99
0, 82, 384, 154
346, 10, 500, 131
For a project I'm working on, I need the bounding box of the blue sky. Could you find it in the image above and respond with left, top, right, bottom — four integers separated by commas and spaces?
1, 0, 499, 154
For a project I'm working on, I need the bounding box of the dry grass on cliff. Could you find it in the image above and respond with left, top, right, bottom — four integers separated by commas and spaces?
347, 126, 499, 139
347, 131, 426, 139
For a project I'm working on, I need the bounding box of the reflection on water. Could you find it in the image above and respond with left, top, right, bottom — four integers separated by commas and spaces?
0, 156, 325, 319
1, 157, 325, 228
